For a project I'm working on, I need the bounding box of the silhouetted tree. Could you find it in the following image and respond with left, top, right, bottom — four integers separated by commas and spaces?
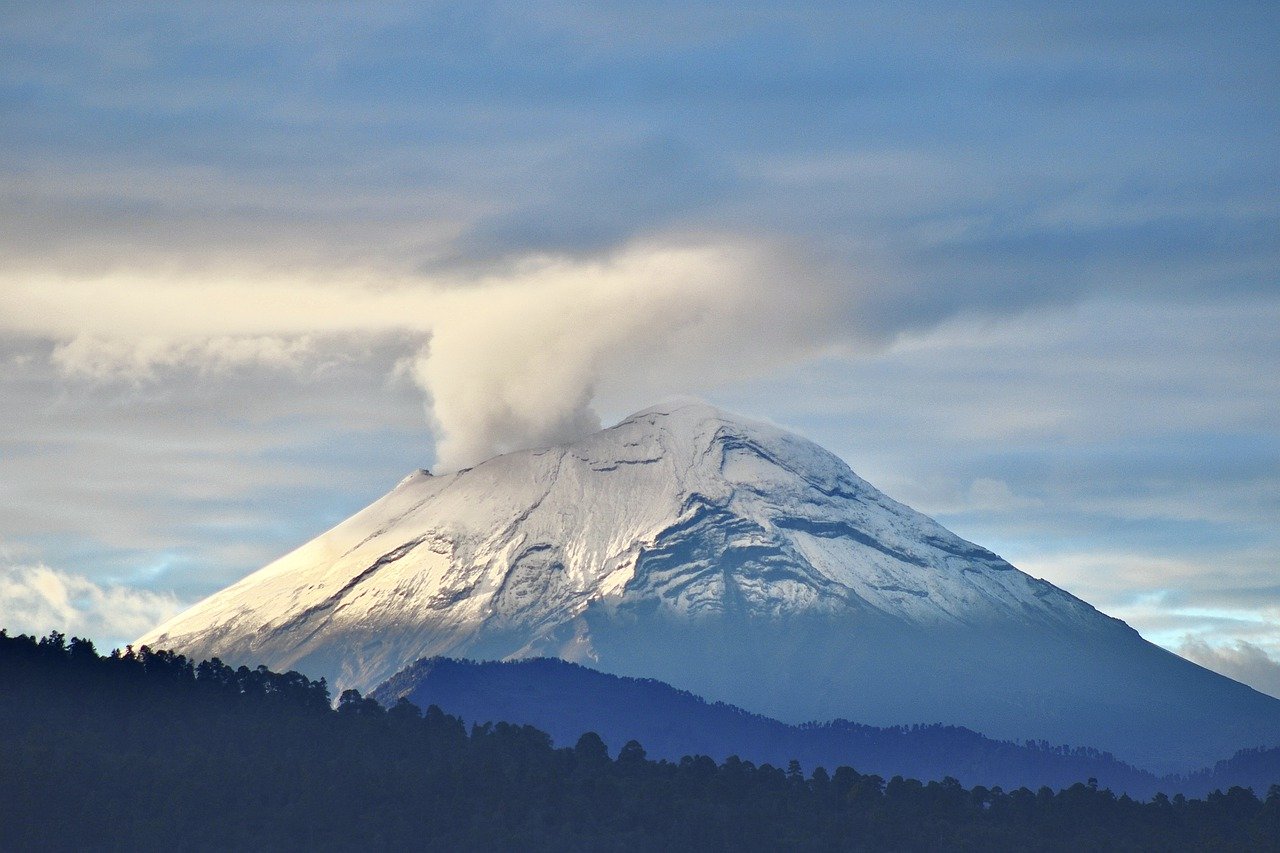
2, 627, 1278, 851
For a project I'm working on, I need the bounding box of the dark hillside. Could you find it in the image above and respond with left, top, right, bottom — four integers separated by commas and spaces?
3, 630, 1279, 852
373, 656, 1164, 796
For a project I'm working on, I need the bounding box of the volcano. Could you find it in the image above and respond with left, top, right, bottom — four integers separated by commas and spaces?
138, 401, 1280, 773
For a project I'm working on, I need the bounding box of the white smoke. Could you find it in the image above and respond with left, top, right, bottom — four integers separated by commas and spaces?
7, 235, 863, 469
412, 238, 855, 469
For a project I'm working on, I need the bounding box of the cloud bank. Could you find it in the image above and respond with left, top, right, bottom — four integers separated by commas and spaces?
0, 564, 183, 651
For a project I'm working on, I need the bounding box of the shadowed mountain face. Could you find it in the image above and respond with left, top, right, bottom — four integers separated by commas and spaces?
371, 656, 1169, 797
137, 401, 1280, 774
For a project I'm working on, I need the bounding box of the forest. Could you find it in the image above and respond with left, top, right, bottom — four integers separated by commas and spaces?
2, 629, 1278, 851
374, 655, 1265, 798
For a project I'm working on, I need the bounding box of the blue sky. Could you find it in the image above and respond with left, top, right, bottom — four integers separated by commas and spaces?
1, 2, 1278, 694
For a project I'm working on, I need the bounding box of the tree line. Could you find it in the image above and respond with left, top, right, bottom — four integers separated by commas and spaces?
373, 655, 1174, 796
2, 629, 1278, 851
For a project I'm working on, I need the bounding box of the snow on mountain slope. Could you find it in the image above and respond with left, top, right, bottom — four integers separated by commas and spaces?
137, 401, 1280, 773
139, 402, 1097, 680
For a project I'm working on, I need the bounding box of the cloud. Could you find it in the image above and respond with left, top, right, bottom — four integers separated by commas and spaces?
0, 563, 184, 651
51, 334, 319, 381
1178, 638, 1280, 701
0, 331, 436, 606
2, 1, 1276, 472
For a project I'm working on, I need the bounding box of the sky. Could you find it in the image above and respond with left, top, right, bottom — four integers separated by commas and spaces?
1, 2, 1278, 696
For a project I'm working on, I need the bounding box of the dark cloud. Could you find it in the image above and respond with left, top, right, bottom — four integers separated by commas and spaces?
3, 1, 1276, 323
449, 135, 738, 259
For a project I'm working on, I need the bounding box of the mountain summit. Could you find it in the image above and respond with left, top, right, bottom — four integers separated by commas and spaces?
138, 401, 1280, 772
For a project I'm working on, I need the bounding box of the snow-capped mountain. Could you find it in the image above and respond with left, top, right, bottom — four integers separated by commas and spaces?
138, 401, 1280, 773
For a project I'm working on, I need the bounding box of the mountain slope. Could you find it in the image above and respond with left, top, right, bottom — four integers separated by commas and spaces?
372, 656, 1169, 796
137, 401, 1280, 773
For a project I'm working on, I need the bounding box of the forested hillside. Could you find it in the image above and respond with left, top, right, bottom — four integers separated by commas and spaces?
2, 630, 1278, 851
374, 657, 1169, 796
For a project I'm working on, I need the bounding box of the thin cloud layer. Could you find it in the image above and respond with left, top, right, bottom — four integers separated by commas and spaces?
52, 335, 319, 382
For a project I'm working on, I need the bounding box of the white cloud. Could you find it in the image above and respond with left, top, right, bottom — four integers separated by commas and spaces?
1178, 637, 1280, 700
987, 546, 1280, 700
0, 563, 184, 651
51, 334, 319, 381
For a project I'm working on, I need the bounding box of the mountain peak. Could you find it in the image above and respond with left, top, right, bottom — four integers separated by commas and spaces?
615, 397, 761, 430
135, 401, 1280, 772
580, 399, 853, 495
580, 398, 783, 463
138, 400, 1093, 687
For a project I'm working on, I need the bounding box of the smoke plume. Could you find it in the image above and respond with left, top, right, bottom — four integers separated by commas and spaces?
412, 238, 853, 469
5, 236, 861, 470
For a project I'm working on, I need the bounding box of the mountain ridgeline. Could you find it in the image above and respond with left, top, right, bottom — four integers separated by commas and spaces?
373, 656, 1261, 800
136, 401, 1280, 774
